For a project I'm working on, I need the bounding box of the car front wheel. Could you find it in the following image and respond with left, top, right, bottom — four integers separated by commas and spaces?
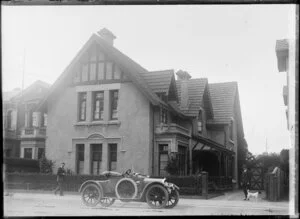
145, 184, 169, 209
165, 189, 179, 208
81, 184, 102, 207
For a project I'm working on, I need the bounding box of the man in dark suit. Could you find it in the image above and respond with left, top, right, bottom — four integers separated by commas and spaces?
241, 164, 252, 200
54, 162, 66, 196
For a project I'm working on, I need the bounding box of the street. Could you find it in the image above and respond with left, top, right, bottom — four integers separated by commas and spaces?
4, 191, 290, 216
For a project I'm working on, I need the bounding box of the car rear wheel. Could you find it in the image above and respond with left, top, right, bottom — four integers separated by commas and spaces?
81, 184, 102, 207
145, 184, 169, 209
165, 189, 179, 208
99, 197, 115, 207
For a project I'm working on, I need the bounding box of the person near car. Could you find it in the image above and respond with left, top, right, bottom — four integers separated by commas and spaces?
54, 162, 66, 196
241, 164, 252, 200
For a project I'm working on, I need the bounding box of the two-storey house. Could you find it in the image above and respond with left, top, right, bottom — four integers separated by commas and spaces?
3, 80, 50, 159
38, 28, 246, 184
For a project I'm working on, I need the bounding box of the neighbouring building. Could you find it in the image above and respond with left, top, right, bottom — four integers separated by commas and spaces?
38, 28, 247, 185
3, 80, 50, 159
276, 36, 298, 214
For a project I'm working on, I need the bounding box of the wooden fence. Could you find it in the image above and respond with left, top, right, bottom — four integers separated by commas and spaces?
265, 167, 285, 201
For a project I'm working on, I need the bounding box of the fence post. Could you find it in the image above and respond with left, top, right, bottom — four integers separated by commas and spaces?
201, 171, 208, 199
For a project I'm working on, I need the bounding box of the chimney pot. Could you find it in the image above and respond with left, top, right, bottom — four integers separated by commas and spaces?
97, 28, 116, 46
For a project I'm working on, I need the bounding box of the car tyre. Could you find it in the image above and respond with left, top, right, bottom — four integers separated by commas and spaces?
145, 184, 169, 209
81, 184, 102, 207
165, 189, 179, 208
99, 197, 115, 207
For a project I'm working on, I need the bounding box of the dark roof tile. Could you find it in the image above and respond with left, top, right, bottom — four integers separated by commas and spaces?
208, 82, 237, 124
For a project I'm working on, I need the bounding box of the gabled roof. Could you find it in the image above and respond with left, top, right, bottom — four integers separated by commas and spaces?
11, 80, 50, 102
38, 32, 165, 110
141, 70, 174, 94
176, 78, 212, 117
208, 81, 245, 140
207, 82, 237, 124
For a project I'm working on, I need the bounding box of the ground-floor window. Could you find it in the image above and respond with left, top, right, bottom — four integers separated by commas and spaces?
76, 144, 85, 174
178, 145, 187, 176
91, 144, 102, 175
24, 148, 33, 159
37, 148, 45, 159
108, 144, 117, 171
159, 144, 169, 176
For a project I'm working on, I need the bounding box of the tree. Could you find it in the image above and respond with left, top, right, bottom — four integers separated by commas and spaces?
255, 152, 281, 173
39, 155, 55, 174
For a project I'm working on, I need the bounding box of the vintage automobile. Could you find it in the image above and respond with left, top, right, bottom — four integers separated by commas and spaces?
79, 169, 179, 209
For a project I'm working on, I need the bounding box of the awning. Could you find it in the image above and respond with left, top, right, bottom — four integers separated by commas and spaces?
191, 134, 235, 155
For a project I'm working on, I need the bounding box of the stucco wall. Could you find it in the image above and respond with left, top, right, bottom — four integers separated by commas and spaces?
46, 82, 151, 175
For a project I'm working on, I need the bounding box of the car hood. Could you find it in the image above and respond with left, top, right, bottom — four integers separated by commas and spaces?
144, 178, 166, 184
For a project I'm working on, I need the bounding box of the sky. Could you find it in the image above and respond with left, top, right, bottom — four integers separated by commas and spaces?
2, 5, 296, 155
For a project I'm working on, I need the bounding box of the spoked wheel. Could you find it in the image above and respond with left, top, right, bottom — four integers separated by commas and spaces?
145, 184, 169, 209
81, 184, 102, 207
99, 197, 115, 207
165, 189, 179, 208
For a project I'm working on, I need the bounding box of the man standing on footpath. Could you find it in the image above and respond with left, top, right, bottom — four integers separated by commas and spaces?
54, 162, 66, 196
241, 164, 252, 200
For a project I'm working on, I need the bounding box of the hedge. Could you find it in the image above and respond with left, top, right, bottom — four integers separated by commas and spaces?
4, 158, 40, 173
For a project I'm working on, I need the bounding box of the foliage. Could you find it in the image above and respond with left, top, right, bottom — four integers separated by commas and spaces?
39, 155, 55, 174
255, 152, 281, 173
4, 157, 40, 173
279, 149, 289, 173
165, 154, 179, 176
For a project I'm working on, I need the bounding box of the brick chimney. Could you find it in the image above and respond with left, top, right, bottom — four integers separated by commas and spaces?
176, 70, 191, 110
97, 28, 116, 46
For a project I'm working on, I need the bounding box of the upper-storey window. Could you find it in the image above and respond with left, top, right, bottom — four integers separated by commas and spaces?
229, 119, 234, 141
7, 110, 12, 129
160, 107, 168, 124
198, 109, 203, 133
110, 90, 119, 120
72, 45, 126, 85
93, 91, 104, 121
78, 92, 87, 121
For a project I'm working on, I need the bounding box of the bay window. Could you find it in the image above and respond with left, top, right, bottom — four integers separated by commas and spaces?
110, 90, 119, 120
93, 91, 104, 120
